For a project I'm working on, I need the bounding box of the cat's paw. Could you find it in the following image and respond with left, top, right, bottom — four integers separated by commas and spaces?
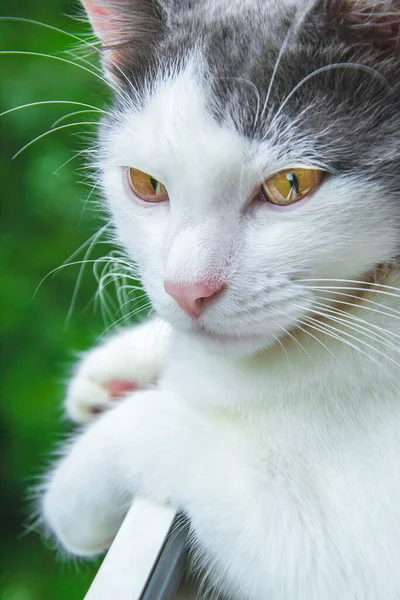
65, 371, 137, 424
65, 319, 170, 424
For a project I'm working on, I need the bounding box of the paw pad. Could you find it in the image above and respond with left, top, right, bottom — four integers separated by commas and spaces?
107, 379, 138, 398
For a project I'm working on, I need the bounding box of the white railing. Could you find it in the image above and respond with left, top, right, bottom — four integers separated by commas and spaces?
84, 498, 189, 600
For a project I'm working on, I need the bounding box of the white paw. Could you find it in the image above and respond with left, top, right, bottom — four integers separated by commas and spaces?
65, 319, 170, 424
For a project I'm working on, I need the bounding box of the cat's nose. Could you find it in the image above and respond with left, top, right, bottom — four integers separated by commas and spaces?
164, 280, 223, 318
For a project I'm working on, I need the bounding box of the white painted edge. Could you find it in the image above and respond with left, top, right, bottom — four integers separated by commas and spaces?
84, 498, 177, 600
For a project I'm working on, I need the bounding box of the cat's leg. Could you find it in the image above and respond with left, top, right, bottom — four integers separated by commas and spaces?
42, 389, 183, 556
42, 389, 261, 597
65, 318, 170, 423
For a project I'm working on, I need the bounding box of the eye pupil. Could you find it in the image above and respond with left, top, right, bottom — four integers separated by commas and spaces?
287, 172, 299, 195
150, 176, 158, 192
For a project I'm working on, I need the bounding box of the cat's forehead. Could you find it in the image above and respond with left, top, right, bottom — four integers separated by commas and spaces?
163, 0, 304, 19
106, 0, 399, 180
160, 0, 312, 70
113, 1, 355, 130
109, 61, 254, 184
113, 0, 318, 95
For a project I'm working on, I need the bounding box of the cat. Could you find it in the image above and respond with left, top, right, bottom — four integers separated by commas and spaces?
41, 1, 400, 598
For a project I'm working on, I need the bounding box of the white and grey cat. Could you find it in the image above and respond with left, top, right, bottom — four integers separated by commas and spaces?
42, 1, 400, 598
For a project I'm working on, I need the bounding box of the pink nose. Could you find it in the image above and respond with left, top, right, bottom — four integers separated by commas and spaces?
164, 280, 223, 318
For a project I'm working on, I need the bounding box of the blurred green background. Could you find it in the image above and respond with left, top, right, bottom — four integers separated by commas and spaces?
0, 1, 134, 598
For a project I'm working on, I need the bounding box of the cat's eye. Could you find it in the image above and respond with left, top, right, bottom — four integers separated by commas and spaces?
261, 168, 324, 206
127, 168, 169, 203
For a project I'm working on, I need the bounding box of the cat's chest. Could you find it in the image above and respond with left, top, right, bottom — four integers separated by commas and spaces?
160, 342, 400, 598
173, 402, 400, 600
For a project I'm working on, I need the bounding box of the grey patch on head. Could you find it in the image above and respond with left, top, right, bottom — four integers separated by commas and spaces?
103, 0, 400, 231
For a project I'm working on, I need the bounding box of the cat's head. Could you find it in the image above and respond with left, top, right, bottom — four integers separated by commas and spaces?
83, 0, 400, 355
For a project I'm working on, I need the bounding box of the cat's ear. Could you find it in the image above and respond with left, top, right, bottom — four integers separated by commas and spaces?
333, 1, 400, 49
81, 0, 163, 56
81, 0, 118, 44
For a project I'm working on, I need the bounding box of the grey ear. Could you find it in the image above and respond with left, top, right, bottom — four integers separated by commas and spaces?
333, 1, 400, 49
81, 0, 163, 56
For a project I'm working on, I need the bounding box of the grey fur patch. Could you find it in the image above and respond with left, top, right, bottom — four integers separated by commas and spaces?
98, 0, 400, 237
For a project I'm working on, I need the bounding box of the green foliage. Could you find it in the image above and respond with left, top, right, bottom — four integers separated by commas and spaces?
0, 1, 138, 597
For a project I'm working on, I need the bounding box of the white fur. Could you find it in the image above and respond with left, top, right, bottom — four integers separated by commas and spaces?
43, 63, 400, 599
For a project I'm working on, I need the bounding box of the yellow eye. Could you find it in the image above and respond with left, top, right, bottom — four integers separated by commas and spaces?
128, 168, 169, 203
261, 168, 324, 206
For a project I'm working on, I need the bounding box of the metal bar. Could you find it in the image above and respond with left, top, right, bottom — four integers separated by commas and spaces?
141, 513, 189, 600
84, 497, 188, 600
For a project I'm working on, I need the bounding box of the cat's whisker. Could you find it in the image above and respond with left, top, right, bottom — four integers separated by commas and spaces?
98, 273, 142, 289
93, 261, 122, 324
261, 27, 294, 120
98, 300, 152, 336
313, 307, 400, 355
105, 251, 139, 269
297, 314, 384, 368
66, 227, 113, 325
106, 54, 144, 99
34, 256, 117, 298
298, 276, 400, 295
299, 310, 399, 368
296, 321, 341, 364
306, 301, 400, 355
268, 324, 292, 369
64, 48, 105, 76
1, 101, 103, 176
0, 50, 125, 101
101, 264, 141, 290
66, 45, 139, 101
0, 16, 128, 98
96, 277, 143, 305
284, 327, 314, 362
97, 294, 117, 328
266, 303, 340, 363
61, 224, 112, 266
53, 149, 90, 175
79, 180, 101, 223
0, 100, 107, 120
92, 253, 139, 280
51, 109, 103, 129
115, 291, 147, 318
12, 121, 109, 160
306, 288, 400, 319
32, 222, 121, 325
100, 261, 140, 280
95, 288, 119, 322
270, 62, 391, 129
77, 173, 103, 194
311, 292, 400, 324
269, 316, 314, 363
33, 260, 99, 297
215, 76, 262, 133
93, 257, 140, 313
0, 16, 103, 59
261, 0, 317, 119
310, 298, 400, 343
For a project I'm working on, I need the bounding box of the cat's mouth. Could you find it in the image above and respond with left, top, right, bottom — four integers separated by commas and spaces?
192, 324, 277, 353
197, 327, 252, 342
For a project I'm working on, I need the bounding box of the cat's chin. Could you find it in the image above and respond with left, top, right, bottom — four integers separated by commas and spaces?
187, 326, 277, 357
